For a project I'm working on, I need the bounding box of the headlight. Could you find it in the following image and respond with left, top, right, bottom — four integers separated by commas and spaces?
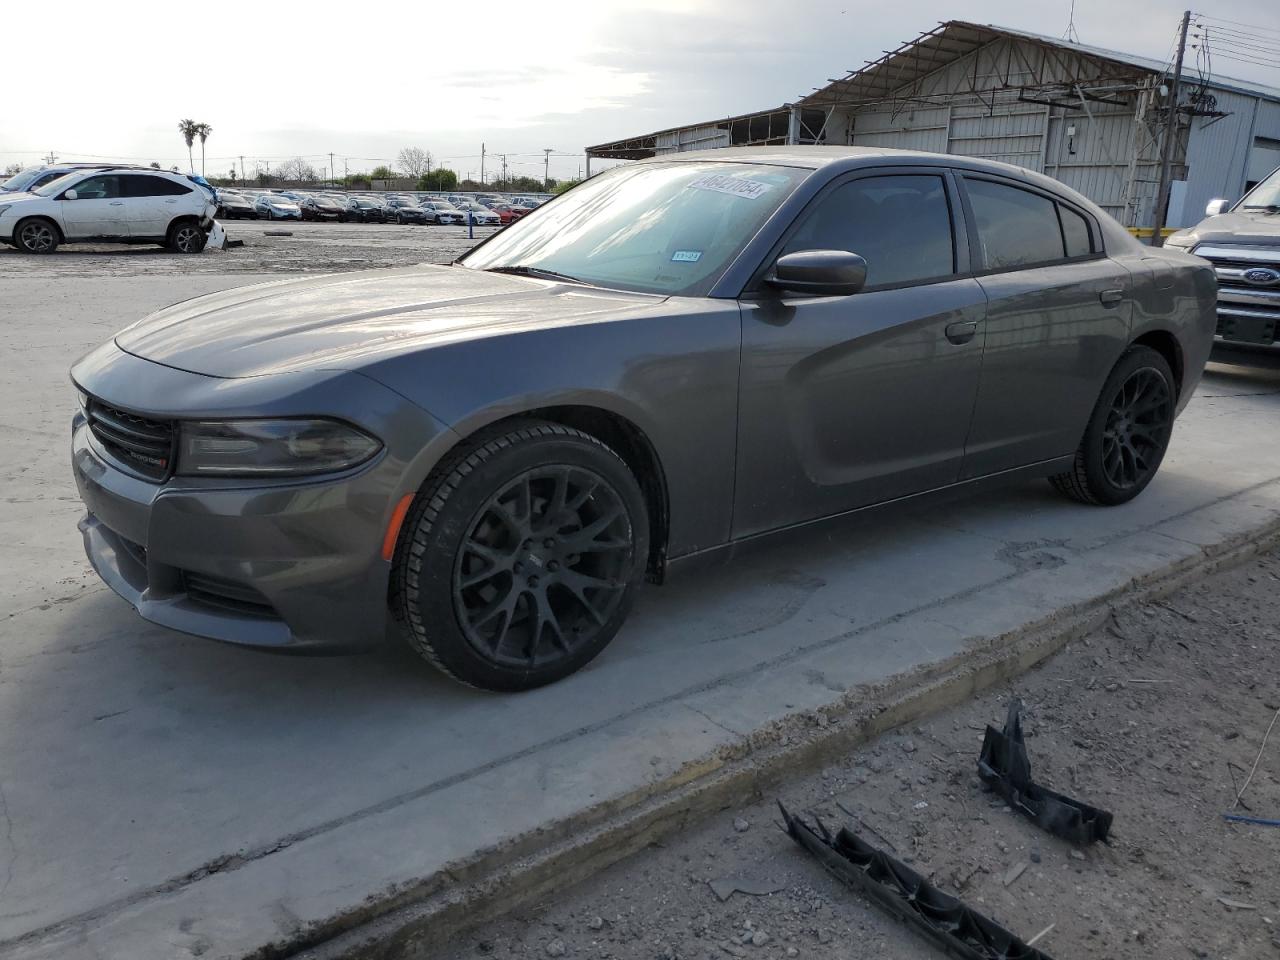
178, 418, 381, 477
1164, 232, 1196, 250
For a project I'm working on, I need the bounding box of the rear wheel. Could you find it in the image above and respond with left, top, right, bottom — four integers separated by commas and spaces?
1050, 345, 1175, 505
393, 421, 649, 691
167, 220, 206, 254
14, 218, 59, 254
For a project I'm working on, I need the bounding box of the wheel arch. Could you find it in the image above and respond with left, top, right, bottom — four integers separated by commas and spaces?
15, 214, 65, 244
166, 213, 201, 234
1130, 329, 1184, 398
410, 403, 672, 582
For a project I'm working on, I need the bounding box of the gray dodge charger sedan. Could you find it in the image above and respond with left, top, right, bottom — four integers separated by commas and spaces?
71, 147, 1217, 690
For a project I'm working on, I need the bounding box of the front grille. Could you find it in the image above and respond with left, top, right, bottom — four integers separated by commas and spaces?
1195, 245, 1280, 347
86, 399, 176, 481
182, 571, 277, 618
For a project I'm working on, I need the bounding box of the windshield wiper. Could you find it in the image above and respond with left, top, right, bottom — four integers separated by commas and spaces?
484, 265, 585, 284
1241, 204, 1280, 213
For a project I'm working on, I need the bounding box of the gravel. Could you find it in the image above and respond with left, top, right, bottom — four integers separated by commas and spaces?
427, 544, 1280, 960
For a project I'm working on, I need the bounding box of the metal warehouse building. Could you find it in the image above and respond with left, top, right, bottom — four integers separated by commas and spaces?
586, 20, 1280, 230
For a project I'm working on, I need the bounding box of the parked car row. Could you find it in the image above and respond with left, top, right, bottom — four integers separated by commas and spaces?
213, 187, 546, 226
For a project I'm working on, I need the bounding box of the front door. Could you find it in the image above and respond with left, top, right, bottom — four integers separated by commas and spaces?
58, 174, 128, 239
734, 170, 987, 539
956, 174, 1132, 478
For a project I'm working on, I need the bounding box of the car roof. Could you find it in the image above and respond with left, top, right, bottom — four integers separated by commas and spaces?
644, 145, 1112, 210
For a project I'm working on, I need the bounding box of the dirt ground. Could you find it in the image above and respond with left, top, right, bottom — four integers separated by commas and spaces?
433, 545, 1280, 960
0, 220, 499, 278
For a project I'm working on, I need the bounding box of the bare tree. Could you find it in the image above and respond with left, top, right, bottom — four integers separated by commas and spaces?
397, 147, 432, 179
194, 123, 213, 175
3, 162, 22, 177
178, 119, 199, 173
275, 157, 319, 183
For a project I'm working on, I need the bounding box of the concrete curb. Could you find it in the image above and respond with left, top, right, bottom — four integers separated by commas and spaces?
287, 514, 1280, 960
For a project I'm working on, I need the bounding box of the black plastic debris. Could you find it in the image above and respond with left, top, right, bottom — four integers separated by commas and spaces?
978, 699, 1112, 844
779, 802, 1055, 960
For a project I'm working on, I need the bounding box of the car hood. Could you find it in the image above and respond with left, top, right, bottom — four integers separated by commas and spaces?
0, 191, 41, 204
114, 265, 665, 379
1176, 210, 1280, 248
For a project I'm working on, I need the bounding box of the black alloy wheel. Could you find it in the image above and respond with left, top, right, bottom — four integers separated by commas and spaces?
394, 421, 649, 691
453, 465, 632, 669
1101, 367, 1172, 490
1051, 345, 1175, 505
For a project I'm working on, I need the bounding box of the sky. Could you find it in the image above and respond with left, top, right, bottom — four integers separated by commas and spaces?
2, 0, 1278, 183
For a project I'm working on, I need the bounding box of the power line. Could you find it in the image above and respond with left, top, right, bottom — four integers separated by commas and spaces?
1192, 12, 1280, 36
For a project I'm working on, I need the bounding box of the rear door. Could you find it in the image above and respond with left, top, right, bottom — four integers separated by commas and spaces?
121, 174, 195, 238
957, 175, 1131, 478
734, 168, 988, 538
58, 175, 128, 238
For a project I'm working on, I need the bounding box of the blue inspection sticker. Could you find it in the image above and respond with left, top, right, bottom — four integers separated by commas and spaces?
671, 250, 702, 262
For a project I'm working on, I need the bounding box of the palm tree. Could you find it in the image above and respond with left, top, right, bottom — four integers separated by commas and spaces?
194, 123, 213, 176
177, 119, 199, 174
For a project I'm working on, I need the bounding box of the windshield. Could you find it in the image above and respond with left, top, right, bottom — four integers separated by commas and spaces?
1240, 166, 1280, 210
461, 161, 808, 296
33, 172, 86, 197
2, 168, 48, 192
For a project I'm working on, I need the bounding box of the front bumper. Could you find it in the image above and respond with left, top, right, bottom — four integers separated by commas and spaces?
69, 346, 457, 652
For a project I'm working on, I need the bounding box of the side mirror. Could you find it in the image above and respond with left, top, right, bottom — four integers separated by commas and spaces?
63, 189, 78, 201
766, 250, 868, 296
1205, 198, 1230, 217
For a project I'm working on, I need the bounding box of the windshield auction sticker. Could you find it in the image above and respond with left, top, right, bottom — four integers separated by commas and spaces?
687, 174, 772, 200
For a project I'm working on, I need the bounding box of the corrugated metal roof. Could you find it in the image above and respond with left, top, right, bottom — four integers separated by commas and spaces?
801, 20, 1280, 109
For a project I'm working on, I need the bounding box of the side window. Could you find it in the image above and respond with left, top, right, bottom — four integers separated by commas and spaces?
964, 178, 1064, 269
783, 174, 955, 287
70, 175, 120, 200
123, 175, 192, 197
32, 171, 68, 190
1059, 204, 1093, 258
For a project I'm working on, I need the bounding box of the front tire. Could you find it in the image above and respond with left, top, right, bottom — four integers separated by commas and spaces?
14, 218, 59, 254
393, 421, 649, 691
1050, 345, 1175, 505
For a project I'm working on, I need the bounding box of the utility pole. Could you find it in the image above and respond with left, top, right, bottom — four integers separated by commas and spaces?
480, 143, 486, 187
239, 155, 245, 188
330, 152, 335, 188
500, 154, 508, 188
543, 148, 553, 189
1150, 9, 1191, 247
43, 150, 57, 165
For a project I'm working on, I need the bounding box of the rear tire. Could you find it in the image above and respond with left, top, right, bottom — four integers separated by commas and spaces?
392, 421, 649, 691
1050, 345, 1175, 506
13, 218, 59, 254
167, 220, 206, 254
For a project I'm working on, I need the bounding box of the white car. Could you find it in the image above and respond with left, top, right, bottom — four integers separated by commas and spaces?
0, 168, 217, 254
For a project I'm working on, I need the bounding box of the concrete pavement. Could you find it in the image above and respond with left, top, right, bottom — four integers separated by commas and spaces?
2, 275, 1280, 960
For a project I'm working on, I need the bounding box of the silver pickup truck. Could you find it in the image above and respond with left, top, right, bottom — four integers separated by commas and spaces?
1167, 165, 1280, 358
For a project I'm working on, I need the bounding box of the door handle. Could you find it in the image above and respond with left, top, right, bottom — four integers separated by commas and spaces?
1098, 288, 1124, 306
108, 201, 124, 206
944, 320, 979, 345
164, 199, 178, 204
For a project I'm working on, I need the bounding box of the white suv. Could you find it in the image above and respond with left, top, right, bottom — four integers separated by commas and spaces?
0, 168, 218, 254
